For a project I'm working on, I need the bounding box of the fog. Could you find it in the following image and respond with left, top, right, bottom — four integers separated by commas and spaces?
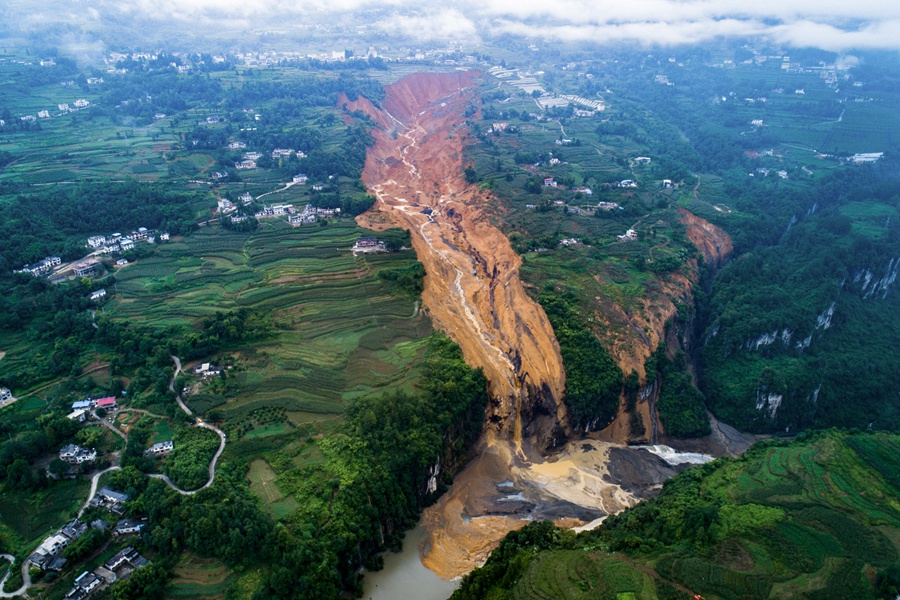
2, 0, 898, 51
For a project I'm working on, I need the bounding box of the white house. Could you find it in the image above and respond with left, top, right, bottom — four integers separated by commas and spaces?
67, 409, 88, 422
145, 441, 174, 455
89, 289, 107, 301
0, 388, 12, 402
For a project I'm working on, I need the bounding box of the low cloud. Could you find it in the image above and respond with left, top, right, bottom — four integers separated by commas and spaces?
373, 9, 479, 41
3, 0, 899, 51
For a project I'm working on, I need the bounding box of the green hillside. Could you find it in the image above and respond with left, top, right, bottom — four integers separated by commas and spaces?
453, 430, 900, 600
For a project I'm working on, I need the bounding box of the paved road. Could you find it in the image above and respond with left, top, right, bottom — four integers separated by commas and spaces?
78, 465, 122, 518
0, 554, 31, 598
158, 356, 227, 495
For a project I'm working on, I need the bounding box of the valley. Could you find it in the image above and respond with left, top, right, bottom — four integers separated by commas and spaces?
1, 30, 899, 600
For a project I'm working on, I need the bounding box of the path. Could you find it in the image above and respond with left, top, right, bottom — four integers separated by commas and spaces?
156, 356, 227, 495
254, 180, 300, 202
78, 465, 122, 517
0, 555, 30, 599
18, 361, 111, 400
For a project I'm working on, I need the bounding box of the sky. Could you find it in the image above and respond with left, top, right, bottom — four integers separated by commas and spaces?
4, 0, 900, 51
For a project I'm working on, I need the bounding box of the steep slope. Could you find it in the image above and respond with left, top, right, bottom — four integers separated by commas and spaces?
346, 72, 568, 448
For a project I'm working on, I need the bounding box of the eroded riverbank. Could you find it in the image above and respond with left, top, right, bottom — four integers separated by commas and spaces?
347, 71, 753, 582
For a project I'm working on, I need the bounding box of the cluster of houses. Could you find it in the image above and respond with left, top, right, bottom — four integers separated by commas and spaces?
235, 151, 262, 169
59, 443, 97, 465
64, 546, 149, 600
351, 237, 387, 254
14, 255, 61, 277
273, 148, 306, 159
29, 519, 90, 573
288, 204, 338, 226
88, 487, 129, 514
217, 198, 237, 215
72, 395, 119, 414
255, 204, 296, 219
145, 441, 174, 456
88, 229, 170, 255
618, 229, 639, 241
14, 99, 90, 123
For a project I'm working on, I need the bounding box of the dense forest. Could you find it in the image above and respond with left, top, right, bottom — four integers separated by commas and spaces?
699, 162, 900, 433
537, 289, 622, 432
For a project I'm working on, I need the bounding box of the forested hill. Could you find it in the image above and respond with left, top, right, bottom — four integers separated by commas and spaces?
452, 430, 900, 600
699, 160, 900, 433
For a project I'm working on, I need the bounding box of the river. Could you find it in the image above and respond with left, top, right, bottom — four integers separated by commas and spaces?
362, 524, 459, 600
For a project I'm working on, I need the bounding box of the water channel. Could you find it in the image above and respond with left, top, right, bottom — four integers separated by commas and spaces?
362, 524, 459, 600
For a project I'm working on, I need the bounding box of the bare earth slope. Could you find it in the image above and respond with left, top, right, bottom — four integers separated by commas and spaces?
345, 72, 742, 579
346, 72, 567, 448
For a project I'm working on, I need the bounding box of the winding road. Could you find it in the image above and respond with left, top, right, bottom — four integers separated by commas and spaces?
0, 555, 30, 599
2, 358, 229, 596
161, 356, 227, 495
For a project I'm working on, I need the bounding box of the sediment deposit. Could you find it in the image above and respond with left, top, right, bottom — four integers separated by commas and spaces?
345, 72, 567, 447
346, 72, 739, 580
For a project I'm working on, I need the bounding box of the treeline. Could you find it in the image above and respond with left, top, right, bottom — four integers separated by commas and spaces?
538, 288, 622, 431
378, 261, 425, 297
0, 180, 200, 271
222, 74, 384, 112
104, 333, 488, 599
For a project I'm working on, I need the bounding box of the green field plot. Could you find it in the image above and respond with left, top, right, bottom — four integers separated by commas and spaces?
109, 220, 431, 442
247, 459, 298, 520
168, 553, 233, 598
0, 478, 89, 549
511, 551, 658, 600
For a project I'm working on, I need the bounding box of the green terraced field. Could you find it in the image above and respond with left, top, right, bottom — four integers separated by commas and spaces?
107, 219, 431, 438
455, 431, 900, 600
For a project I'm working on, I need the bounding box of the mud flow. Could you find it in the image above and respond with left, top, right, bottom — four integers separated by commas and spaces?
346, 72, 748, 579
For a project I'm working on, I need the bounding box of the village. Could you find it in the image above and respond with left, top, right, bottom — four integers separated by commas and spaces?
2, 357, 233, 599
12, 228, 170, 291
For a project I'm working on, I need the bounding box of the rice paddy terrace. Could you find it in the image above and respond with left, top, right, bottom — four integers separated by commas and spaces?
109, 219, 431, 436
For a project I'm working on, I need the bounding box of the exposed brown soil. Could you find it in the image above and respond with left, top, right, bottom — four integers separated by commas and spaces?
347, 72, 567, 446
597, 208, 733, 444
346, 72, 740, 581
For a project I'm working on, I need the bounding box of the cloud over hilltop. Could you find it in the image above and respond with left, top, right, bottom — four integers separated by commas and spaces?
3, 0, 898, 51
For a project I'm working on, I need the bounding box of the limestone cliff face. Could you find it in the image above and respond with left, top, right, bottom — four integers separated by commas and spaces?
343, 72, 568, 448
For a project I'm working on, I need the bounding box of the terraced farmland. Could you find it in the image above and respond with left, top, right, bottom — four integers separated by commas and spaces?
108, 219, 431, 435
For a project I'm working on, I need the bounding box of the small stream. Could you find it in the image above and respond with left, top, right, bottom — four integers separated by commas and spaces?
362, 524, 459, 600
